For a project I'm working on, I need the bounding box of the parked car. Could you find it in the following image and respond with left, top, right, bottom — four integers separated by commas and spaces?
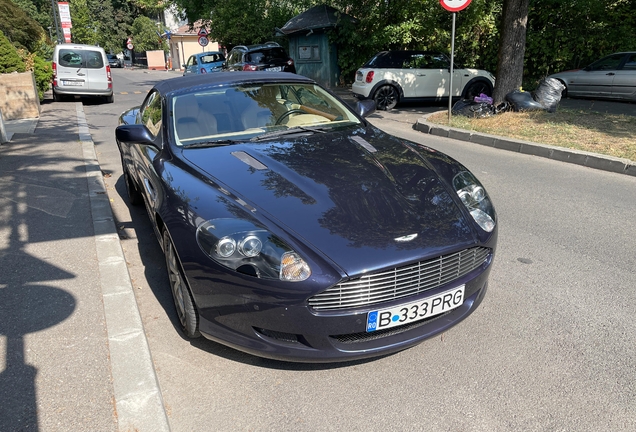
52, 43, 114, 103
548, 52, 636, 101
223, 42, 296, 73
183, 51, 226, 75
115, 72, 497, 362
107, 54, 122, 68
352, 51, 495, 110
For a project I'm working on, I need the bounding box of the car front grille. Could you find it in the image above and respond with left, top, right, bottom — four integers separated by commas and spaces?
309, 247, 491, 311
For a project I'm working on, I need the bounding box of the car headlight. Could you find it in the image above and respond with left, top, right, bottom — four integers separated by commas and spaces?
196, 218, 311, 281
453, 171, 496, 232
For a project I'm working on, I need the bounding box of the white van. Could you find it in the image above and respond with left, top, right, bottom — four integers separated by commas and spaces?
52, 44, 114, 103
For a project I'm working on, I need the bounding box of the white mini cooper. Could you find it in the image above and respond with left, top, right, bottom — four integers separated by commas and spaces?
352, 51, 496, 110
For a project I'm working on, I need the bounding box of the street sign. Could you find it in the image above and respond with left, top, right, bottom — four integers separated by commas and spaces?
440, 0, 472, 12
127, 43, 134, 50
197, 28, 208, 37
198, 36, 209, 47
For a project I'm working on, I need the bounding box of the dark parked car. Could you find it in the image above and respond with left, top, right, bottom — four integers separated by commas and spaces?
223, 42, 296, 73
106, 54, 122, 68
115, 72, 497, 362
548, 52, 636, 101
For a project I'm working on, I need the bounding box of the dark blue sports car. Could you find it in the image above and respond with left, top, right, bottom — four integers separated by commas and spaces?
115, 72, 497, 362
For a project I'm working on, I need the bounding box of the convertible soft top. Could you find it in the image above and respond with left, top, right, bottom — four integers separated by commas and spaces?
154, 71, 315, 95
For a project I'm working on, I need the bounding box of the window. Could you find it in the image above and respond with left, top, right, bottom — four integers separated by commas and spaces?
140, 92, 162, 137
588, 54, 624, 71
59, 50, 83, 67
84, 51, 104, 69
298, 46, 320, 61
622, 54, 636, 70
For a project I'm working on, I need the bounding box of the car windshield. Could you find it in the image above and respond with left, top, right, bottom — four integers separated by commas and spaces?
171, 83, 361, 147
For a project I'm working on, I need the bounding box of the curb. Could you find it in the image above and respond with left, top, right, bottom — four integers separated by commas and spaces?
76, 103, 171, 432
414, 111, 636, 177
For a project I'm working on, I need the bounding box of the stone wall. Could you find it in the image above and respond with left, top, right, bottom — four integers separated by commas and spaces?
0, 71, 41, 120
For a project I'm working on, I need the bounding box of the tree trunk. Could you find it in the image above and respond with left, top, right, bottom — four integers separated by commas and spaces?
492, 0, 530, 105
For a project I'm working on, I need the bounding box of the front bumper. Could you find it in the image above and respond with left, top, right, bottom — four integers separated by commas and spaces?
195, 262, 493, 363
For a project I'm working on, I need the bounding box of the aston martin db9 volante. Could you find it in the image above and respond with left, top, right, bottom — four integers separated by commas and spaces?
115, 72, 498, 362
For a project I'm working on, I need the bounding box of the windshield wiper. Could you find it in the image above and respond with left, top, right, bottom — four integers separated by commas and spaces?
183, 139, 245, 148
250, 126, 329, 142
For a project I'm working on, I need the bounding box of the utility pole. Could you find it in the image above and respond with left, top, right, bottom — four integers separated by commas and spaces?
50, 0, 62, 44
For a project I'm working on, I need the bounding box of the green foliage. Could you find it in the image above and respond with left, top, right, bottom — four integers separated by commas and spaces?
32, 54, 53, 100
172, 0, 310, 48
0, 30, 27, 73
0, 0, 48, 52
329, 0, 502, 82
10, 0, 52, 33
131, 16, 168, 52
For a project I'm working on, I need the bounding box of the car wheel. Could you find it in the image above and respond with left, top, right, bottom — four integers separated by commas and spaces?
53, 90, 63, 102
122, 165, 143, 206
373, 85, 399, 110
463, 81, 492, 100
163, 230, 201, 338
104, 94, 114, 104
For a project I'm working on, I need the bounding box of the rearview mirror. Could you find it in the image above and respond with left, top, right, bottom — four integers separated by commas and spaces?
116, 124, 159, 149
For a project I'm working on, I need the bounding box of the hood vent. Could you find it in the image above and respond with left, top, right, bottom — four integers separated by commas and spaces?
231, 151, 267, 170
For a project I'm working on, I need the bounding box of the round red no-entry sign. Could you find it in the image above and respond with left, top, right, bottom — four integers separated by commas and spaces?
440, 0, 472, 12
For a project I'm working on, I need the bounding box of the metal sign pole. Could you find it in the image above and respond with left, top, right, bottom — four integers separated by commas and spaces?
448, 12, 456, 124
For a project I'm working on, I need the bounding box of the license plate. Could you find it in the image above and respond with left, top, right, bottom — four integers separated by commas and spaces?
62, 81, 83, 86
366, 285, 465, 332
266, 66, 282, 72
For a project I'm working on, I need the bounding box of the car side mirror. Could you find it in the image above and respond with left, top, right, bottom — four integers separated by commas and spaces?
355, 99, 376, 118
116, 124, 160, 149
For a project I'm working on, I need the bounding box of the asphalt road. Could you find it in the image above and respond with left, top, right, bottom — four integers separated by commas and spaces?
84, 68, 636, 431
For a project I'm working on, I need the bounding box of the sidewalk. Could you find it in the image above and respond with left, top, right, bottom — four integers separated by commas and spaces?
0, 102, 168, 431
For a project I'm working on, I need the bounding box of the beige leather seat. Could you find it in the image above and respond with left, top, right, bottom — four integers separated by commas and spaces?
174, 94, 218, 140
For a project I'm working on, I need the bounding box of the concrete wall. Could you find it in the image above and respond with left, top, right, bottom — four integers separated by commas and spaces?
146, 50, 166, 70
0, 71, 40, 120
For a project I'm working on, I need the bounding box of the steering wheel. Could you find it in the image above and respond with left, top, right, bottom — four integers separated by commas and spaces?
275, 109, 305, 125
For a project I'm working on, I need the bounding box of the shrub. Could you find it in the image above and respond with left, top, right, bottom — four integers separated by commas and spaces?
0, 30, 26, 73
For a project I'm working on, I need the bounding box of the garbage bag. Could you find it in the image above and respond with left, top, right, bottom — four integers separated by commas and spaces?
494, 101, 512, 114
505, 90, 546, 112
474, 93, 494, 104
532, 77, 565, 113
451, 99, 495, 118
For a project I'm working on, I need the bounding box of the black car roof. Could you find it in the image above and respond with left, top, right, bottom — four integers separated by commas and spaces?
153, 71, 315, 95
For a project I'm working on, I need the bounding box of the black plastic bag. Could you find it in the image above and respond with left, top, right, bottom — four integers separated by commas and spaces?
532, 78, 565, 113
451, 99, 495, 118
505, 90, 546, 112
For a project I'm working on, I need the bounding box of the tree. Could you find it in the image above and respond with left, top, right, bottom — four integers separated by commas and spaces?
131, 16, 167, 52
492, 0, 530, 104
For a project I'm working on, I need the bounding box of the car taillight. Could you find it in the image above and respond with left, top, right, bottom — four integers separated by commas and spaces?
365, 71, 374, 83
106, 65, 112, 88
200, 67, 207, 73
243, 64, 258, 71
52, 62, 57, 86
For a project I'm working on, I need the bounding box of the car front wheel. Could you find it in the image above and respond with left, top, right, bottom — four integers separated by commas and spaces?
163, 230, 200, 338
463, 81, 492, 100
373, 85, 399, 110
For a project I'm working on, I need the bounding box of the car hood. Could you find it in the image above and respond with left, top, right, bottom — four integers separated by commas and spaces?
183, 128, 477, 277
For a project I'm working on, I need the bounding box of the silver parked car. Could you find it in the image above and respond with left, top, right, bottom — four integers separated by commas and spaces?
548, 52, 636, 101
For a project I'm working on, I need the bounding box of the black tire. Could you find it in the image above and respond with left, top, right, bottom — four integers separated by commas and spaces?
122, 165, 143, 206
163, 230, 201, 338
53, 90, 63, 102
463, 81, 493, 100
373, 85, 399, 110
104, 94, 114, 104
